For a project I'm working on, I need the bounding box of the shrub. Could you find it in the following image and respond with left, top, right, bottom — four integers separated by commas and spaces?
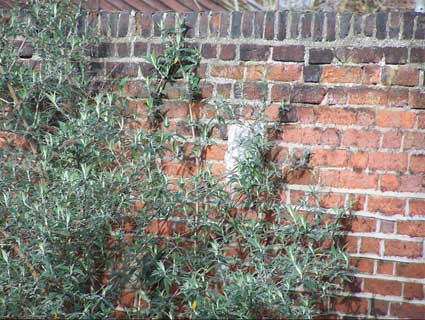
0, 1, 352, 318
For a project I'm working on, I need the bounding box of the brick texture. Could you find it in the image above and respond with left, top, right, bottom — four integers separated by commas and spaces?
91, 10, 425, 319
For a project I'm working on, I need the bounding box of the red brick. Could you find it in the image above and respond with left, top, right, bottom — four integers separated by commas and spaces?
370, 299, 389, 317
270, 84, 291, 101
216, 83, 232, 98
376, 110, 416, 129
310, 149, 348, 167
409, 89, 425, 109
411, 155, 425, 173
245, 64, 264, 80
219, 44, 236, 60
382, 66, 420, 86
272, 45, 305, 62
405, 133, 425, 149
314, 107, 356, 125
266, 63, 302, 82
382, 131, 402, 149
348, 194, 366, 211
360, 237, 380, 254
280, 126, 321, 144
418, 113, 425, 129
380, 174, 399, 192
342, 129, 381, 148
364, 278, 402, 296
368, 196, 405, 215
344, 235, 358, 253
356, 108, 375, 126
348, 88, 388, 105
285, 168, 318, 185
243, 81, 264, 100
162, 101, 189, 118
321, 65, 362, 83
391, 303, 425, 318
295, 106, 315, 123
327, 87, 348, 105
203, 144, 227, 160
410, 199, 425, 216
397, 262, 425, 278
350, 216, 376, 232
377, 260, 394, 275
320, 170, 377, 189
403, 283, 424, 300
368, 152, 408, 171
384, 240, 422, 258
210, 64, 243, 79
318, 193, 345, 208
291, 85, 327, 104
400, 175, 425, 193
349, 151, 369, 169
350, 257, 374, 274
321, 128, 341, 146
398, 221, 425, 237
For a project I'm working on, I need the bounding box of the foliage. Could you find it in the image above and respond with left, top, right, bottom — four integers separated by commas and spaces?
0, 1, 352, 319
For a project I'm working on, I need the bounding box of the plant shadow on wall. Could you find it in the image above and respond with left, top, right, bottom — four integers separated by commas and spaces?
0, 1, 353, 318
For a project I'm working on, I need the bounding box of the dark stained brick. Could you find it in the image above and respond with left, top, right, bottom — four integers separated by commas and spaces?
141, 13, 152, 38
118, 12, 129, 37
184, 12, 197, 38
389, 12, 401, 39
290, 12, 300, 39
109, 12, 119, 37
201, 43, 217, 59
254, 11, 265, 38
231, 12, 242, 38
415, 14, 425, 39
376, 12, 388, 40
209, 12, 220, 37
309, 48, 334, 64
273, 45, 305, 62
219, 12, 230, 37
152, 12, 162, 37
291, 85, 327, 104
326, 12, 336, 41
411, 47, 425, 63
220, 44, 236, 61
133, 41, 148, 57
313, 12, 324, 41
301, 13, 312, 38
384, 47, 407, 64
340, 12, 352, 38
97, 42, 114, 58
117, 42, 130, 57
303, 65, 321, 83
364, 14, 375, 37
277, 11, 287, 40
402, 12, 415, 39
353, 15, 362, 35
242, 11, 254, 38
265, 11, 275, 40
240, 44, 270, 61
198, 12, 208, 38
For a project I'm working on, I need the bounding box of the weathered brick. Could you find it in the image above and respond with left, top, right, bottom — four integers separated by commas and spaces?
333, 297, 368, 315
310, 149, 348, 167
266, 64, 302, 82
411, 47, 425, 63
273, 45, 305, 62
391, 303, 425, 318
353, 15, 362, 35
210, 65, 243, 79
321, 128, 341, 146
321, 66, 361, 83
348, 88, 388, 105
243, 81, 265, 100
382, 67, 419, 87
184, 12, 197, 38
376, 260, 394, 275
320, 170, 377, 189
381, 174, 399, 192
343, 129, 380, 148
219, 12, 230, 37
315, 107, 356, 125
411, 155, 425, 173
350, 257, 374, 274
219, 44, 236, 61
397, 263, 425, 278
118, 12, 129, 37
370, 299, 389, 317
388, 88, 409, 107
152, 12, 162, 37
349, 151, 369, 169
133, 41, 147, 57
270, 84, 291, 101
116, 42, 130, 57
309, 48, 334, 64
209, 12, 220, 37
203, 144, 227, 160
336, 47, 383, 64
198, 12, 208, 38
291, 85, 326, 104
376, 110, 416, 129
409, 89, 425, 109
404, 132, 425, 149
368, 152, 408, 171
364, 14, 375, 37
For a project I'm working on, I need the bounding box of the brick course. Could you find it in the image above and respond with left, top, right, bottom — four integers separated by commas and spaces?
86, 9, 425, 319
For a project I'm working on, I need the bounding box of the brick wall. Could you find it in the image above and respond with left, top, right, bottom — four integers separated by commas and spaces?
91, 10, 425, 318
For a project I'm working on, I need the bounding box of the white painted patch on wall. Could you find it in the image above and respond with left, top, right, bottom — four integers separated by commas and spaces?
224, 123, 265, 175
277, 0, 314, 9
416, 0, 425, 12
